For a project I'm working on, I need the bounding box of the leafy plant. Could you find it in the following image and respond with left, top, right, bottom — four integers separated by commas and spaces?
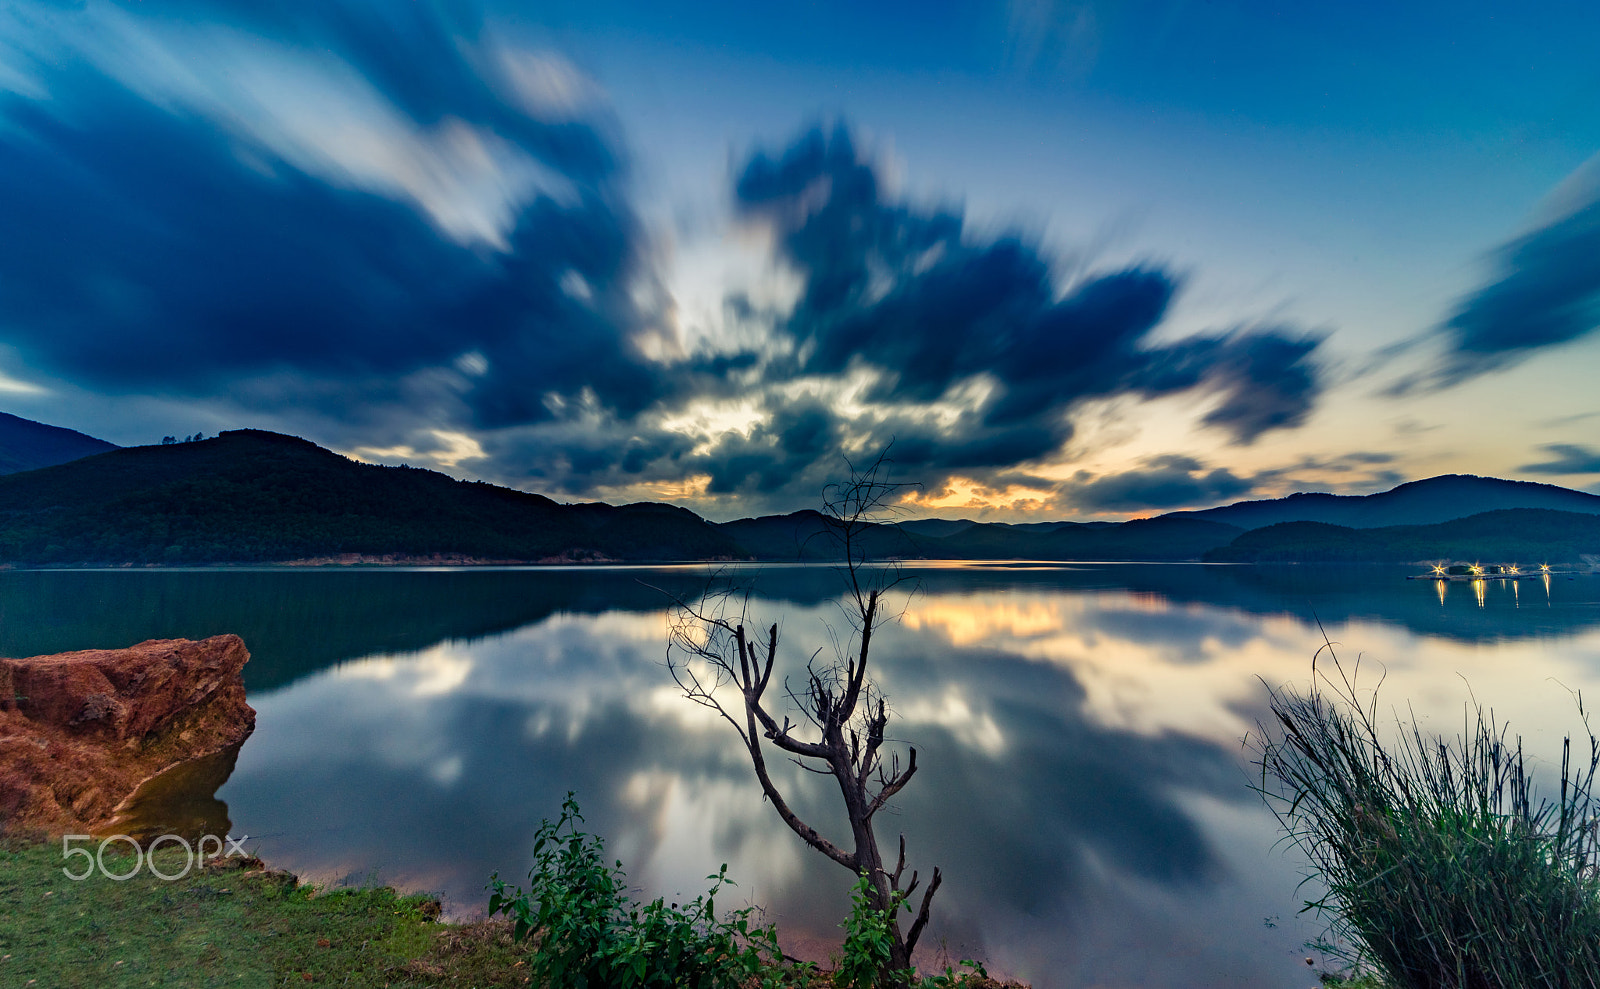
833, 873, 984, 989
919, 958, 990, 988
488, 792, 784, 989
836, 874, 900, 989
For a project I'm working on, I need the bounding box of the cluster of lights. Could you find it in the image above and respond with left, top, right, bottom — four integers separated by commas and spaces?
1429, 562, 1554, 577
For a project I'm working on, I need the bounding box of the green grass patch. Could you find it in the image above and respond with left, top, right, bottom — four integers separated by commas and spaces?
2, 803, 1026, 989
0, 841, 527, 988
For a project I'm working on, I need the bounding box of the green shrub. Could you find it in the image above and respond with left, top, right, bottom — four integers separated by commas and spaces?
488, 792, 784, 989
836, 875, 899, 989
1255, 654, 1600, 989
834, 875, 990, 989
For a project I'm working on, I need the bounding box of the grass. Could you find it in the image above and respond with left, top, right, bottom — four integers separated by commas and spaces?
1255, 648, 1600, 989
0, 841, 527, 988
0, 837, 1021, 989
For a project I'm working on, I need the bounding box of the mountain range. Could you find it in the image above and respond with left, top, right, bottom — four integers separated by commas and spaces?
0, 429, 739, 564
0, 411, 118, 474
0, 416, 1596, 566
1170, 475, 1600, 529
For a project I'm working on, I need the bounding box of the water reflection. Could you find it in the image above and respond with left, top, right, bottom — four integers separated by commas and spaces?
100, 743, 242, 842
5, 565, 1600, 988
4, 564, 1600, 691
221, 598, 1284, 986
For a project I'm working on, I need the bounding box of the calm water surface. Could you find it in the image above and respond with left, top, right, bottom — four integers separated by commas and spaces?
7, 563, 1600, 988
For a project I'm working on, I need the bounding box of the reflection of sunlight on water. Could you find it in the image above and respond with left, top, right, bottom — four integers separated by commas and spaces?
898, 588, 1600, 757
1120, 590, 1169, 612
906, 591, 1304, 740
905, 597, 1074, 645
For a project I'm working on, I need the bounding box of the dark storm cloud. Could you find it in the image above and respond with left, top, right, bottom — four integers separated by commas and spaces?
1400, 164, 1600, 391
0, 16, 1328, 514
1144, 332, 1324, 442
0, 0, 663, 427
476, 124, 1328, 509
1068, 455, 1253, 512
733, 125, 1324, 463
1521, 443, 1600, 475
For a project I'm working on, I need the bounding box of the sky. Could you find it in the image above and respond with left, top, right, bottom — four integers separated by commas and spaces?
0, 0, 1597, 521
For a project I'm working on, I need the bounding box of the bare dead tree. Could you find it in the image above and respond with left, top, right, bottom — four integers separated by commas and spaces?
664, 453, 940, 978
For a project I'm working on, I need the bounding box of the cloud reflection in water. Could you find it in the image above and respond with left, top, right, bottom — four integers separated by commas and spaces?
208, 569, 1600, 988
221, 585, 1319, 987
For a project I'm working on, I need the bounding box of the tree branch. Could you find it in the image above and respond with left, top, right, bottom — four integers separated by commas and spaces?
904, 866, 943, 958
742, 705, 855, 870
866, 746, 918, 818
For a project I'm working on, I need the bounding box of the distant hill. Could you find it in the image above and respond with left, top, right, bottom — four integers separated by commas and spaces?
0, 430, 741, 564
1204, 508, 1600, 565
714, 511, 1238, 562
714, 510, 938, 560
1166, 475, 1600, 530
0, 412, 117, 474
4, 427, 1595, 566
896, 518, 979, 539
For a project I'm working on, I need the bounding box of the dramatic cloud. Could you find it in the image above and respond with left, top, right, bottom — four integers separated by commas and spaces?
1067, 455, 1252, 512
734, 126, 1321, 448
0, 8, 1328, 515
0, 1, 665, 428
1407, 154, 1600, 391
332, 124, 1332, 514
1521, 443, 1600, 475
1054, 449, 1405, 514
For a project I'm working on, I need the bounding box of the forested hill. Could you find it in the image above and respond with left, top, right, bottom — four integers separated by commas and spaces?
0, 430, 741, 564
2, 428, 1596, 566
717, 511, 1242, 562
0, 411, 117, 475
1203, 509, 1600, 564
1169, 474, 1600, 529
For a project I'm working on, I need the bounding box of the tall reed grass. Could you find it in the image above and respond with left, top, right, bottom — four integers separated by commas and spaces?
1255, 647, 1600, 989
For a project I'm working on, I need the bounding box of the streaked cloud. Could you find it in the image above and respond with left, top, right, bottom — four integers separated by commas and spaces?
1067, 454, 1252, 512
1399, 153, 1600, 392
0, 0, 664, 431
1521, 443, 1600, 476
0, 5, 1344, 516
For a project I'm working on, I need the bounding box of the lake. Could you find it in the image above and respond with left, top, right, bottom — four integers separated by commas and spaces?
6, 563, 1600, 987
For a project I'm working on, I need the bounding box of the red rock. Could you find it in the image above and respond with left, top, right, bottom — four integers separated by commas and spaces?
0, 635, 255, 836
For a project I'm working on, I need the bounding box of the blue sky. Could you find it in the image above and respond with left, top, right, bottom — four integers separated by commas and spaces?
1, 0, 1597, 519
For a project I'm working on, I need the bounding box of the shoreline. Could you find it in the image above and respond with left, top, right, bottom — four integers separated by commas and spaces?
12, 557, 1590, 571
